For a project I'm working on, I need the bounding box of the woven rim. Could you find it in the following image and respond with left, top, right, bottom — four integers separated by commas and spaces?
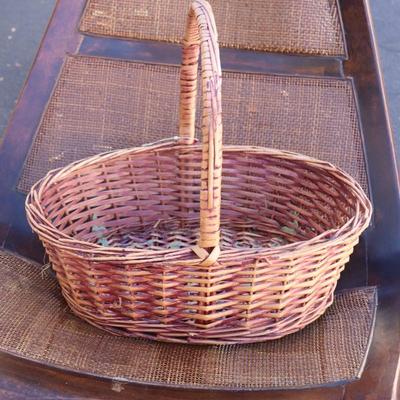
26, 141, 372, 263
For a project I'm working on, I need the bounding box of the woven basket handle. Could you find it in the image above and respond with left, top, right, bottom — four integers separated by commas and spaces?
179, 0, 222, 265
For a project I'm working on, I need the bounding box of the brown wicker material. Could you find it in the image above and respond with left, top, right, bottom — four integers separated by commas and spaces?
17, 56, 369, 194
80, 0, 346, 56
0, 250, 377, 389
26, 0, 372, 345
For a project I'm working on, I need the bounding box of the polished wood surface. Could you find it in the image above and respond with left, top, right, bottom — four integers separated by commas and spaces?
79, 36, 344, 77
0, 352, 345, 400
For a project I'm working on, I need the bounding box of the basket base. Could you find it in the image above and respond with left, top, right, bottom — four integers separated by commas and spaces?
65, 290, 335, 345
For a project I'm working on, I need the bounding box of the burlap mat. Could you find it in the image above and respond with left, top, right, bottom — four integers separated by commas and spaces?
80, 0, 345, 56
18, 55, 368, 194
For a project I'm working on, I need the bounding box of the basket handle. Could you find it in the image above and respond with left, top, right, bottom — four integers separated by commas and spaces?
179, 0, 222, 266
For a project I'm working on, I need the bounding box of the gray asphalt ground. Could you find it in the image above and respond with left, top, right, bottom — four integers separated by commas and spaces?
369, 0, 400, 155
0, 0, 56, 136
0, 0, 399, 155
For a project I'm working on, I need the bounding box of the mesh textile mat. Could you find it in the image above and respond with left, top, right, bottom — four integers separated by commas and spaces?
0, 250, 377, 390
79, 0, 346, 56
18, 55, 368, 194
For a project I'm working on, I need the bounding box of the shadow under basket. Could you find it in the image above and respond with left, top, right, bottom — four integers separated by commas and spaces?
25, 0, 371, 344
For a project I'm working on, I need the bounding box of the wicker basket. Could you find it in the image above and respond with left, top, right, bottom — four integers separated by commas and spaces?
26, 0, 372, 345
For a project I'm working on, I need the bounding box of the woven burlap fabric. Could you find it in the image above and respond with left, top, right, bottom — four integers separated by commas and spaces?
18, 55, 368, 194
80, 0, 345, 56
0, 250, 376, 389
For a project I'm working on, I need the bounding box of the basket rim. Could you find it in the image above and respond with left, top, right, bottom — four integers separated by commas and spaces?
25, 141, 372, 263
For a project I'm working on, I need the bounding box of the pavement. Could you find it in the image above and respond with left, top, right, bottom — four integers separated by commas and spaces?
0, 0, 399, 155
369, 0, 400, 156
0, 0, 56, 136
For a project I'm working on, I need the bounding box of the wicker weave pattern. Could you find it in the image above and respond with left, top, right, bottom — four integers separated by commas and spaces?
27, 142, 371, 343
0, 251, 377, 389
80, 0, 346, 56
17, 56, 368, 194
26, 0, 371, 344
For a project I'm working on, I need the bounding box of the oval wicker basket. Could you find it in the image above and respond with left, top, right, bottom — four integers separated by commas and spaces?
26, 0, 372, 345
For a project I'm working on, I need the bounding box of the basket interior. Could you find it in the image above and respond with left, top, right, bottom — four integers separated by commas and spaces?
41, 147, 358, 251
